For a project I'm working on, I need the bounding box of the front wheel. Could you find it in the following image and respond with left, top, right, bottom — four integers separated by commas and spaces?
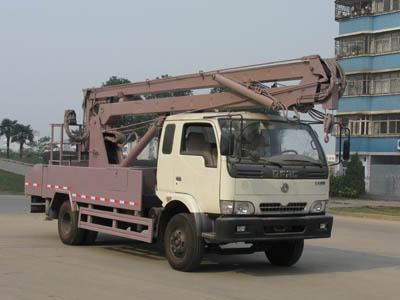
265, 239, 304, 266
164, 213, 204, 272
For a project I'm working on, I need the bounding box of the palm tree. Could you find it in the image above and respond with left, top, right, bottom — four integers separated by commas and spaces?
11, 124, 34, 158
0, 118, 18, 158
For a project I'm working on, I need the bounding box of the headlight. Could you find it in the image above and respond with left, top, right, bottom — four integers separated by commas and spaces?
220, 201, 234, 214
234, 202, 255, 215
220, 201, 255, 215
309, 200, 327, 213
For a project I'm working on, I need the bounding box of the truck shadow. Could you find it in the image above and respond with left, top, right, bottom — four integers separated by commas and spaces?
96, 236, 400, 276
97, 237, 165, 261
199, 245, 400, 276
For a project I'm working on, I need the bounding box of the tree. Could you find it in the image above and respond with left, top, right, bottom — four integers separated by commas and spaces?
345, 153, 365, 196
0, 118, 18, 158
11, 124, 34, 158
329, 153, 366, 198
210, 86, 231, 94
102, 76, 130, 87
139, 74, 192, 137
102, 76, 148, 138
101, 75, 193, 138
36, 136, 51, 153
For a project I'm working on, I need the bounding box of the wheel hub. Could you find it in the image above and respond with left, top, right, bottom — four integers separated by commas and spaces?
61, 212, 72, 236
170, 229, 186, 258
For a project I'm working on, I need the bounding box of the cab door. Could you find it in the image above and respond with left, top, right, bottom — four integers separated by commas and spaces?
173, 122, 220, 214
157, 122, 177, 192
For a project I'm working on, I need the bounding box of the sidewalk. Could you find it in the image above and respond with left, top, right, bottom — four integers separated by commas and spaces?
0, 158, 32, 176
330, 198, 400, 208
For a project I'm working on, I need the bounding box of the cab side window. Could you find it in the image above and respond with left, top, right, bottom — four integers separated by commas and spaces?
162, 124, 175, 155
180, 123, 218, 168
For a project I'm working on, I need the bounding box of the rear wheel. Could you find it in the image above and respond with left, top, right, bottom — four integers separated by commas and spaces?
57, 201, 86, 245
265, 239, 304, 266
164, 213, 204, 272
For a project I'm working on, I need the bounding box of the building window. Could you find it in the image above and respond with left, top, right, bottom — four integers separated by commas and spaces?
374, 73, 391, 94
391, 32, 400, 51
344, 74, 370, 96
344, 71, 400, 96
372, 114, 400, 135
341, 115, 371, 136
335, 1, 373, 19
373, 71, 400, 94
336, 30, 400, 58
339, 114, 400, 136
336, 1, 400, 20
385, 0, 392, 10
373, 32, 400, 54
375, 0, 397, 12
375, 33, 391, 53
336, 35, 368, 57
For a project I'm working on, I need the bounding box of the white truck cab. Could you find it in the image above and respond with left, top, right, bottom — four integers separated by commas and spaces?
156, 112, 332, 254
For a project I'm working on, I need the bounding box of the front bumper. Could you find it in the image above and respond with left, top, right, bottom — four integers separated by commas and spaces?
202, 215, 333, 244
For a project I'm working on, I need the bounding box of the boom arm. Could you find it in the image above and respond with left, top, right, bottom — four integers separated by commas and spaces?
65, 55, 346, 167
83, 55, 345, 125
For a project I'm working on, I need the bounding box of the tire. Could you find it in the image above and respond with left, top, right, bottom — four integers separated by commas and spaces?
164, 213, 204, 272
265, 239, 304, 267
57, 201, 86, 245
83, 230, 98, 245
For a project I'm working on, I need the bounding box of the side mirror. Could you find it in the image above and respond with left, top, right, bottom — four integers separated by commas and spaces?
220, 133, 233, 156
343, 139, 350, 161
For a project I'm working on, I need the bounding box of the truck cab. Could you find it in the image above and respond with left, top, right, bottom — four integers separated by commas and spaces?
156, 112, 332, 269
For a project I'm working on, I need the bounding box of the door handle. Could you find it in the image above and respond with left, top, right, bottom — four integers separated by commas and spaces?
176, 176, 182, 182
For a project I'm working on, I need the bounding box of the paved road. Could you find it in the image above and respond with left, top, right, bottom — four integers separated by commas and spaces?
0, 159, 32, 175
1, 196, 400, 300
0, 195, 29, 214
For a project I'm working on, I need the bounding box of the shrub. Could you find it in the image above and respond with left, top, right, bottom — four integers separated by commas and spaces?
330, 174, 357, 197
345, 153, 365, 196
330, 153, 365, 198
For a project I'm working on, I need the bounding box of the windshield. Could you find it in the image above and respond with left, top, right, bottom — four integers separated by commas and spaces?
219, 119, 326, 166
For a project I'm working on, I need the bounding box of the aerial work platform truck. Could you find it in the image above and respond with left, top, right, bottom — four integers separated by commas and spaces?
25, 55, 349, 271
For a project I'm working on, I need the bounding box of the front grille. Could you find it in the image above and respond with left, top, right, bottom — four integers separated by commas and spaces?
259, 202, 307, 214
236, 169, 264, 178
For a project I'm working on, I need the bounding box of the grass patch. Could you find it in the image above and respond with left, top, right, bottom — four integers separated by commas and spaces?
330, 206, 400, 217
0, 169, 25, 194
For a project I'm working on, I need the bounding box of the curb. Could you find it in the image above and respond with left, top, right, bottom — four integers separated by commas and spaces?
0, 158, 34, 167
329, 211, 400, 222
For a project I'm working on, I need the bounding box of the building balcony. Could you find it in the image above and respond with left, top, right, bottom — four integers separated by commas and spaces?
335, 135, 400, 153
337, 52, 400, 72
337, 94, 400, 113
335, 0, 400, 21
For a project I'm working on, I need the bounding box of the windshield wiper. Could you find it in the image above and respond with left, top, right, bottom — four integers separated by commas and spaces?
281, 159, 323, 167
258, 158, 283, 168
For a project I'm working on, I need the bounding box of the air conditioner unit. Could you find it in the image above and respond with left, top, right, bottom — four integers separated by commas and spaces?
397, 138, 400, 151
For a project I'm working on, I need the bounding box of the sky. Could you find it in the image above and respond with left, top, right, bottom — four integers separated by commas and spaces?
0, 0, 339, 153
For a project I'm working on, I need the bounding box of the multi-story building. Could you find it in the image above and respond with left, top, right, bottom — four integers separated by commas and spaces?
335, 0, 400, 197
